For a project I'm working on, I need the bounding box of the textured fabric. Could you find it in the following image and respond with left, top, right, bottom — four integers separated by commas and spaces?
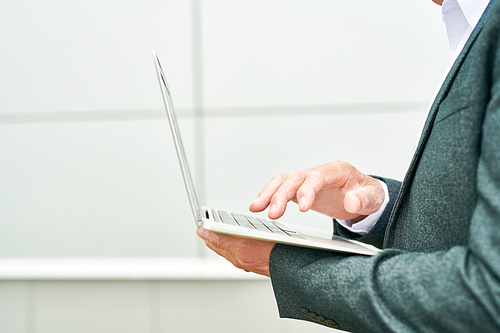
338, 0, 490, 237
269, 1, 500, 332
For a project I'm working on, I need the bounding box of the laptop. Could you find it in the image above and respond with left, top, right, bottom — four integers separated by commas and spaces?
153, 50, 379, 256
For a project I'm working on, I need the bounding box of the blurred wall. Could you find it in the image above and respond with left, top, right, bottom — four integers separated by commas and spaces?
0, 0, 449, 258
0, 0, 449, 332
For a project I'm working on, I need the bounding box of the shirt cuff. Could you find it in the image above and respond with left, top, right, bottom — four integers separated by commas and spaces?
336, 180, 389, 236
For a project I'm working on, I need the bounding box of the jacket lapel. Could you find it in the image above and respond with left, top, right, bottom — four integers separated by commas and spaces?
384, 1, 495, 242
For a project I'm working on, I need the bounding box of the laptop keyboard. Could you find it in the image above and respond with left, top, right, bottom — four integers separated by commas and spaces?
212, 209, 304, 239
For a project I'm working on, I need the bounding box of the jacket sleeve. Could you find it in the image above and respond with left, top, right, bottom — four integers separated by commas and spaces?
333, 178, 401, 249
268, 57, 500, 333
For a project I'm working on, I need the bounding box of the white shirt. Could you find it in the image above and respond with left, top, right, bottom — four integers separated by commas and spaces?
443, 0, 491, 63
337, 0, 490, 236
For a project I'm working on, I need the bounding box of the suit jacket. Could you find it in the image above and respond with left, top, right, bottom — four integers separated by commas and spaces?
269, 1, 500, 332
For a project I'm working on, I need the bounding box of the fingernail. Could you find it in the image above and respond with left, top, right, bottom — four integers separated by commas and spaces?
270, 204, 277, 213
299, 197, 307, 209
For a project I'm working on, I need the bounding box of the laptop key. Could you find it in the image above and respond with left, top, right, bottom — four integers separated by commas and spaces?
274, 222, 297, 233
211, 209, 221, 222
269, 227, 288, 235
247, 216, 278, 232
234, 219, 255, 229
252, 223, 273, 232
218, 211, 238, 226
231, 213, 256, 229
259, 219, 289, 236
232, 214, 246, 222
246, 216, 262, 225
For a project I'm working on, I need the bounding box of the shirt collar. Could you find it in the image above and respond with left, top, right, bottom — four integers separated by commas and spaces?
442, 0, 490, 61
458, 0, 490, 28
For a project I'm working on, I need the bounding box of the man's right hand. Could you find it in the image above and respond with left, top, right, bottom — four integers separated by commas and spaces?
249, 161, 385, 222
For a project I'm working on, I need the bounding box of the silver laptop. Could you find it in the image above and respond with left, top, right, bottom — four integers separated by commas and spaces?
153, 50, 379, 256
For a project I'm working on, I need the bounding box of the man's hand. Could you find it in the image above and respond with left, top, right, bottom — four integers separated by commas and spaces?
249, 161, 385, 222
197, 228, 275, 277
196, 161, 383, 276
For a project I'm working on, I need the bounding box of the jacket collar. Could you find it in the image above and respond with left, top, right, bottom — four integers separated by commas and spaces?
385, 0, 497, 241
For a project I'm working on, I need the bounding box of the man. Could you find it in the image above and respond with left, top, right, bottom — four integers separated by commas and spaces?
197, 0, 500, 331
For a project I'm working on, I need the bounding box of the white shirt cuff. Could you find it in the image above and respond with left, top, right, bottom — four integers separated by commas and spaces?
336, 180, 390, 236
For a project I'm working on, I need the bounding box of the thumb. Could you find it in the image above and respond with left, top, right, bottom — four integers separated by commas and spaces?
344, 186, 383, 215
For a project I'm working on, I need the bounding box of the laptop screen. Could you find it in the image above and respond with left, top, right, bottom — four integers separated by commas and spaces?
153, 50, 201, 225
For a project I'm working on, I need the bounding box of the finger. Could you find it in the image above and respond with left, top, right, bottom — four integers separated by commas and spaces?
344, 185, 384, 215
196, 227, 209, 240
296, 170, 326, 212
344, 191, 362, 214
268, 171, 306, 219
205, 238, 241, 267
249, 174, 286, 212
198, 229, 253, 272
197, 228, 238, 259
197, 228, 228, 249
197, 228, 273, 277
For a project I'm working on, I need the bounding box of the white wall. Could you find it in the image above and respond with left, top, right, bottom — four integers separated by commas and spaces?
0, 279, 344, 333
0, 0, 449, 258
0, 0, 447, 113
0, 0, 449, 331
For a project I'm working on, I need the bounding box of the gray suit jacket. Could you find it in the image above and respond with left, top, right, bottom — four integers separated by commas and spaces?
269, 1, 500, 332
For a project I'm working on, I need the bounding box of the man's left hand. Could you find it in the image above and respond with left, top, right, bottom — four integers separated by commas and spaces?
196, 228, 275, 277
